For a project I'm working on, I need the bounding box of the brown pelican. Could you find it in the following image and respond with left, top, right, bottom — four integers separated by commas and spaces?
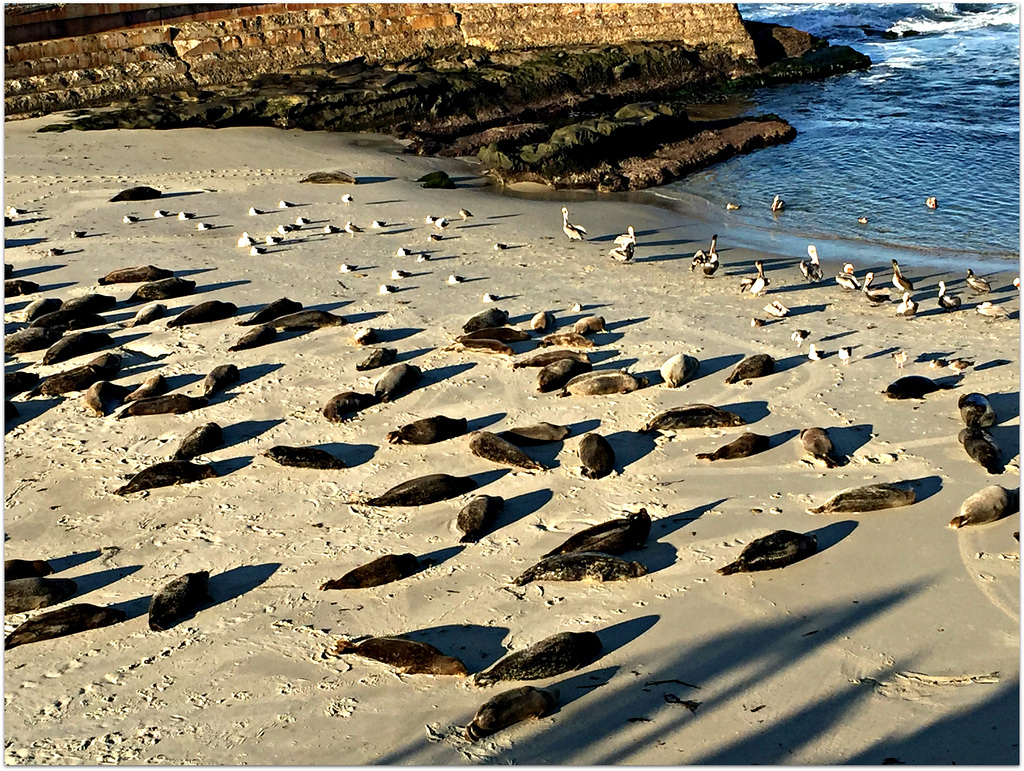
764, 300, 789, 317
976, 301, 1009, 320
836, 263, 860, 291
800, 244, 824, 282
609, 241, 635, 262
937, 280, 961, 311
965, 269, 991, 294
891, 259, 914, 292
862, 272, 890, 304
895, 291, 918, 317
614, 226, 636, 249
740, 260, 769, 296
771, 194, 785, 213
702, 252, 719, 277
561, 207, 587, 241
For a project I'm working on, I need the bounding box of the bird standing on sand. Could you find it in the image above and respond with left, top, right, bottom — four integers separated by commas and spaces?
122, 215, 138, 224
434, 217, 450, 231
609, 241, 635, 263
895, 291, 918, 317
371, 220, 386, 229
792, 329, 810, 348
965, 269, 991, 294
344, 221, 363, 237
177, 211, 194, 221
937, 280, 961, 311
341, 194, 354, 204
891, 259, 914, 293
976, 301, 1009, 320
701, 252, 719, 277
396, 247, 412, 257
740, 260, 769, 296
561, 207, 587, 241
237, 232, 255, 248
459, 208, 473, 220
771, 194, 785, 213
836, 263, 860, 290
279, 200, 294, 208
892, 350, 908, 369
807, 344, 824, 361
801, 244, 824, 282
614, 226, 636, 249
862, 272, 890, 304
948, 358, 973, 373
196, 222, 212, 231
153, 210, 170, 218
248, 207, 263, 216
265, 235, 283, 245
323, 224, 341, 234
838, 347, 852, 366
249, 245, 264, 256
277, 224, 297, 235
295, 216, 310, 227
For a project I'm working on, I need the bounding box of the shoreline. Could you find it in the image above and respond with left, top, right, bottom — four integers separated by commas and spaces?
4, 118, 1019, 765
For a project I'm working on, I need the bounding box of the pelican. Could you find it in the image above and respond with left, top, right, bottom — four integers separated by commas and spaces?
122, 215, 138, 224
237, 232, 255, 248
976, 301, 1009, 320
838, 347, 852, 366
891, 259, 913, 292
561, 207, 587, 241
925, 196, 938, 209
770, 194, 785, 212
740, 260, 769, 296
610, 241, 635, 262
459, 208, 473, 220
937, 281, 961, 311
690, 250, 707, 271
895, 291, 918, 317
702, 252, 719, 277
965, 269, 990, 294
614, 226, 636, 249
344, 221, 363, 237
836, 263, 860, 290
764, 300, 789, 317
863, 272, 890, 304
800, 244, 823, 282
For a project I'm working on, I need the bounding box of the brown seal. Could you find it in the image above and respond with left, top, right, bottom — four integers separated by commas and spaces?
124, 373, 168, 403
148, 571, 212, 631
229, 323, 277, 352
203, 364, 239, 397
463, 308, 509, 333
806, 482, 916, 514
374, 363, 421, 403
116, 393, 208, 419
272, 309, 347, 330
386, 415, 468, 445
511, 349, 589, 370
127, 277, 196, 303
320, 553, 421, 589
4, 577, 78, 614
559, 370, 646, 397
114, 460, 217, 495
457, 327, 531, 343
356, 347, 398, 372
799, 427, 843, 467
5, 603, 127, 650
237, 297, 303, 326
695, 432, 770, 461
82, 380, 129, 416
718, 530, 817, 575
5, 371, 39, 397
261, 445, 346, 469
499, 422, 571, 446
332, 636, 468, 676
513, 552, 647, 585
167, 300, 237, 328
469, 431, 548, 471
28, 353, 121, 398
641, 404, 746, 432
473, 631, 603, 686
123, 302, 166, 328
41, 331, 114, 366
5, 279, 38, 296
97, 265, 173, 285
579, 432, 615, 479
172, 423, 223, 461
364, 473, 478, 507
446, 339, 515, 356
5, 326, 64, 355
323, 391, 380, 421
572, 315, 606, 335
949, 485, 1019, 528
958, 426, 1002, 474
542, 509, 651, 557
724, 354, 776, 384
539, 332, 595, 349
457, 495, 505, 543
466, 686, 557, 741
537, 358, 592, 392
5, 559, 54, 581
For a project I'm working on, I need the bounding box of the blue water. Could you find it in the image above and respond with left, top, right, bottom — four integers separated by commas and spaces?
661, 3, 1020, 269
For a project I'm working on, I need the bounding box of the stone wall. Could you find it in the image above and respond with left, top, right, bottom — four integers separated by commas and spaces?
4, 3, 761, 118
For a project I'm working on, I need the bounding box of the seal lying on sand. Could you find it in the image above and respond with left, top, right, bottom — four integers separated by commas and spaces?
799, 427, 843, 468
724, 354, 775, 384
262, 446, 346, 470
806, 482, 916, 514
696, 433, 769, 461
320, 554, 421, 590
237, 297, 303, 326
469, 431, 547, 471
958, 427, 1003, 474
172, 423, 223, 461
579, 432, 615, 479
5, 604, 126, 649
364, 474, 477, 506
949, 485, 1019, 528
387, 415, 467, 445
333, 636, 468, 676
473, 631, 603, 686
4, 577, 78, 614
148, 571, 212, 631
641, 404, 746, 432
499, 422, 572, 446
115, 460, 217, 495
513, 552, 648, 586
457, 495, 505, 543
717, 530, 817, 575
542, 509, 651, 558
958, 393, 997, 428
466, 686, 557, 741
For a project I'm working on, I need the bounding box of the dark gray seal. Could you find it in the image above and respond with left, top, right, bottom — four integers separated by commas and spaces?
724, 353, 776, 384
499, 422, 572, 446
5, 603, 126, 649
469, 431, 547, 471
322, 391, 380, 421
261, 445, 346, 469
537, 357, 592, 392
958, 393, 997, 428
958, 426, 1002, 474
579, 432, 614, 479
127, 277, 196, 304
466, 686, 557, 741
806, 482, 916, 514
559, 370, 646, 397
457, 495, 505, 543
539, 332, 595, 349
97, 265, 173, 285
355, 347, 397, 372
511, 349, 590, 370
114, 460, 217, 495
883, 375, 955, 400
83, 380, 128, 416
124, 373, 167, 403
30, 310, 106, 331
949, 485, 1019, 528
109, 185, 162, 201
237, 297, 303, 326
4, 576, 78, 614
463, 308, 509, 333
172, 423, 223, 461
473, 631, 603, 686
229, 323, 276, 351
374, 363, 421, 403
799, 427, 843, 467
387, 415, 467, 445
5, 371, 40, 397
513, 552, 647, 586
6, 326, 64, 355
123, 302, 166, 328
167, 300, 237, 328
272, 310, 347, 330
542, 509, 651, 558
28, 353, 121, 398
695, 432, 770, 461
203, 364, 239, 397
332, 637, 468, 676
60, 293, 117, 315
364, 473, 477, 507
457, 327, 531, 343
717, 530, 818, 575
42, 330, 113, 366
5, 279, 38, 296
5, 559, 54, 581
22, 296, 63, 321
320, 553, 420, 589
148, 571, 212, 631
641, 404, 746, 432
117, 393, 208, 418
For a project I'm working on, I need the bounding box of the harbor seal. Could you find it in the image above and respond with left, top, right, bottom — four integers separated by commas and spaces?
5, 604, 126, 650
82, 380, 128, 417
5, 371, 40, 397
660, 353, 701, 388
22, 296, 63, 322
717, 530, 817, 575
332, 636, 468, 676
572, 315, 606, 335
446, 339, 515, 356
387, 415, 468, 445
883, 375, 955, 400
261, 445, 346, 469
172, 423, 223, 461
364, 473, 478, 507
97, 265, 173, 285
469, 431, 548, 471
123, 302, 166, 328
724, 353, 775, 384
127, 277, 196, 303
539, 332, 595, 349
949, 485, 1019, 528
466, 686, 557, 741
29, 310, 106, 331
457, 327, 531, 343
320, 553, 421, 590
799, 427, 843, 468
374, 363, 421, 403
4, 576, 78, 614
499, 422, 572, 446
513, 552, 647, 586
5, 326, 64, 355
473, 631, 603, 686
322, 391, 380, 422
28, 353, 121, 398
958, 393, 997, 428
641, 404, 746, 432
559, 370, 646, 397
529, 311, 554, 331
511, 349, 589, 370
148, 571, 212, 631
537, 357, 592, 392
272, 309, 347, 330
5, 279, 39, 296
229, 323, 277, 351
457, 495, 506, 543
542, 509, 651, 558
42, 330, 114, 366
356, 347, 398, 371
695, 432, 770, 461
115, 460, 217, 495
237, 297, 303, 326
117, 393, 208, 418
59, 293, 117, 315
806, 482, 916, 514
167, 300, 237, 328
202, 364, 239, 397
124, 373, 168, 403
462, 308, 509, 333
958, 427, 1002, 474
579, 432, 615, 479
5, 559, 54, 580
109, 185, 162, 201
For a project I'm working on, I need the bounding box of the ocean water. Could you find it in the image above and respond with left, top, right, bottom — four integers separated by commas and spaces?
659, 3, 1020, 270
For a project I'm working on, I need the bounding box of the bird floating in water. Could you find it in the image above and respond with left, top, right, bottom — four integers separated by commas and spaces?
770, 194, 785, 213
965, 269, 990, 294
857, 217, 868, 224
925, 196, 938, 209
561, 207, 587, 241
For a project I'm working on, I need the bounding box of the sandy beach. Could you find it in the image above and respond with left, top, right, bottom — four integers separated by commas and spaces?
3, 116, 1019, 764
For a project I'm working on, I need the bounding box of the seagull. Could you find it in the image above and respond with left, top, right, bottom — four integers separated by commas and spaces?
791, 329, 810, 347
965, 269, 990, 294
295, 216, 310, 226
493, 243, 509, 251
427, 233, 442, 242
279, 200, 294, 208
948, 358, 974, 372
448, 274, 463, 284
976, 301, 1009, 320
323, 224, 342, 234
926, 196, 938, 209
249, 245, 265, 256
434, 217, 450, 231
482, 293, 497, 303
836, 263, 860, 290
751, 317, 766, 328
892, 350, 908, 369
70, 230, 86, 239
895, 291, 918, 317
614, 226, 636, 249
396, 247, 412, 257
391, 269, 410, 279
339, 264, 355, 273
237, 232, 255, 247
937, 280, 961, 311
459, 209, 473, 220
571, 302, 583, 313
248, 207, 263, 216
196, 222, 212, 231
1015, 277, 1021, 290
153, 210, 171, 218
341, 194, 354, 203
770, 194, 785, 212
122, 215, 139, 224
726, 203, 741, 210
807, 344, 824, 361
561, 207, 587, 241
46, 248, 65, 257
371, 220, 386, 229
416, 254, 430, 263
266, 235, 283, 245
838, 347, 852, 366
7, 207, 26, 217
425, 215, 438, 225
277, 224, 298, 236
344, 222, 362, 237
891, 259, 913, 292
800, 244, 824, 282
379, 284, 396, 295
177, 211, 194, 221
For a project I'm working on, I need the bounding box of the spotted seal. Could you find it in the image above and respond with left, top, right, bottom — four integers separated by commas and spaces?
387, 415, 468, 445
332, 636, 468, 676
148, 571, 212, 631
559, 370, 646, 397
537, 357, 592, 393
958, 427, 1002, 474
261, 445, 346, 469
124, 373, 167, 403
116, 393, 208, 418
5, 326, 64, 355
466, 686, 557, 741
374, 363, 421, 403
202, 364, 239, 397
539, 332, 595, 349
958, 393, 997, 428
355, 347, 398, 372
473, 631, 603, 686
949, 485, 1019, 528
462, 308, 509, 333
578, 432, 615, 479
883, 375, 955, 400
469, 431, 547, 471
457, 327, 531, 343
5, 279, 38, 296
320, 553, 421, 590
513, 552, 647, 585
799, 427, 842, 468
806, 482, 916, 514
272, 309, 347, 330
127, 277, 196, 304
660, 353, 700, 388
640, 404, 746, 432
457, 495, 505, 543
167, 300, 237, 328
123, 302, 166, 328
717, 530, 817, 575
82, 380, 128, 416
572, 315, 606, 335
28, 353, 121, 398
4, 576, 78, 614
511, 349, 589, 370
542, 509, 651, 558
